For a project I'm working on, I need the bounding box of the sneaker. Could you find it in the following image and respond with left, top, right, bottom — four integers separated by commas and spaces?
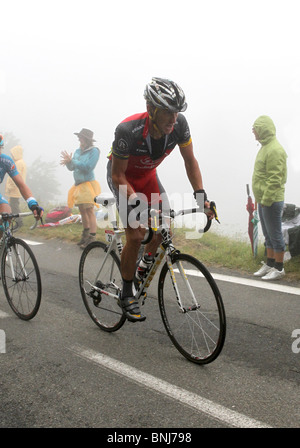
253, 262, 273, 277
118, 296, 146, 322
80, 235, 96, 249
262, 267, 285, 281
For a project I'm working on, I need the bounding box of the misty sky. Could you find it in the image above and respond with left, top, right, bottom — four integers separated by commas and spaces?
1, 0, 300, 238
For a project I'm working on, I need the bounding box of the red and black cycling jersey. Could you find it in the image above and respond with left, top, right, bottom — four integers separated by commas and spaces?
108, 112, 191, 201
109, 112, 191, 170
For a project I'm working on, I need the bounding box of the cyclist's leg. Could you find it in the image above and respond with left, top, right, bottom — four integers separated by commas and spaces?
143, 233, 162, 256
107, 166, 146, 321
0, 196, 11, 238
141, 173, 168, 256
121, 225, 146, 282
119, 225, 147, 322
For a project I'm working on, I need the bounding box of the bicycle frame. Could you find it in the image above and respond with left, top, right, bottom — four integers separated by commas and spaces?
90, 196, 204, 312
0, 212, 36, 282
136, 229, 192, 314
83, 194, 226, 363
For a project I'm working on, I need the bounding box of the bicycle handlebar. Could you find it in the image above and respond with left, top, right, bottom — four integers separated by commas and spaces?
155, 206, 212, 230
0, 212, 42, 230
141, 206, 215, 245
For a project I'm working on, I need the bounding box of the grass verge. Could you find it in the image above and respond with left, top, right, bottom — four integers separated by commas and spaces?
18, 216, 300, 284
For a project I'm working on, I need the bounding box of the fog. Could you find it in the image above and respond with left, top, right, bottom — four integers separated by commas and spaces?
1, 0, 300, 240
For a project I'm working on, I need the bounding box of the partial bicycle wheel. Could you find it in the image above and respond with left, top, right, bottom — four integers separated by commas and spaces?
1, 238, 42, 320
79, 241, 126, 332
158, 253, 226, 364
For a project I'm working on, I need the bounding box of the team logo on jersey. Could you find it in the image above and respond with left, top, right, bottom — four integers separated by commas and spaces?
183, 130, 190, 140
117, 138, 129, 152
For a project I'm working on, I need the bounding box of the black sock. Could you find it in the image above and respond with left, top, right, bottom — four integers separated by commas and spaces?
274, 261, 283, 272
122, 278, 133, 298
267, 258, 275, 267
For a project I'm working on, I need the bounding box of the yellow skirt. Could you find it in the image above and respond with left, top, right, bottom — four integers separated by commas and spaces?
67, 180, 101, 209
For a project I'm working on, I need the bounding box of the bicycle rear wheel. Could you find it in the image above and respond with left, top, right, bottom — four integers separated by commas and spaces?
79, 241, 126, 332
158, 253, 226, 364
1, 238, 42, 320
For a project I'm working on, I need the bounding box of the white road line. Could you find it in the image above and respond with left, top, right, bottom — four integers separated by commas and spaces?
71, 345, 271, 429
0, 310, 10, 318
23, 239, 43, 246
181, 269, 300, 296
212, 272, 300, 296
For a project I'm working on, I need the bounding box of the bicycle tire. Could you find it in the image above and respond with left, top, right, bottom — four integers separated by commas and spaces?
79, 241, 126, 332
1, 238, 42, 320
158, 253, 226, 364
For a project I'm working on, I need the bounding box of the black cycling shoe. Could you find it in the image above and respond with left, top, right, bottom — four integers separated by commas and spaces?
119, 296, 146, 323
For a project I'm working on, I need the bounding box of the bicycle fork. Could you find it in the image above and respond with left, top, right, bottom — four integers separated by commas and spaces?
6, 244, 28, 282
166, 254, 200, 314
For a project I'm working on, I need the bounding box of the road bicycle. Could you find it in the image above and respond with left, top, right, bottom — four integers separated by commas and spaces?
0, 212, 42, 320
79, 194, 226, 365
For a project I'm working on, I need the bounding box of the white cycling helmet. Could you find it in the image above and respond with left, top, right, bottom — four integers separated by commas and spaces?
144, 77, 187, 113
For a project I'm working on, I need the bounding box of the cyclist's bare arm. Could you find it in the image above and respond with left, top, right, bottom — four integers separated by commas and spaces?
12, 174, 34, 201
179, 142, 214, 218
12, 174, 43, 219
179, 142, 204, 192
111, 157, 137, 200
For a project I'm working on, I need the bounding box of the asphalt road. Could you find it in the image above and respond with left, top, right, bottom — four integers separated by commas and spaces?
0, 236, 299, 431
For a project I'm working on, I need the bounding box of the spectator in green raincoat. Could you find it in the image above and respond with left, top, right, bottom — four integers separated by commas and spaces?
252, 115, 287, 281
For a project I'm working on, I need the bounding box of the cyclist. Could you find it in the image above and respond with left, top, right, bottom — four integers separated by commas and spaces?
107, 77, 214, 322
0, 134, 43, 223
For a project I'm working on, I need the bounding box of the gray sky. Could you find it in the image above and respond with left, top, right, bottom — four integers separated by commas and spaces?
1, 0, 300, 238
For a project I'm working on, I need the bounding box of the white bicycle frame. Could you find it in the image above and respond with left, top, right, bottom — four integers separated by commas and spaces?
0, 212, 36, 282
92, 194, 203, 312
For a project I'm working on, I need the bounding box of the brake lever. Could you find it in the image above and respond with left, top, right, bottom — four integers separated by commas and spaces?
209, 201, 220, 223
29, 215, 43, 230
204, 201, 220, 224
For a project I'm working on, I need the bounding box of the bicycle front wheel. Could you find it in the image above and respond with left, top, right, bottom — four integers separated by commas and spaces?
79, 241, 126, 332
158, 253, 226, 364
1, 238, 42, 320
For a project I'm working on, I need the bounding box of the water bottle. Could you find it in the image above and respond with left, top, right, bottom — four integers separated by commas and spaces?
135, 252, 154, 281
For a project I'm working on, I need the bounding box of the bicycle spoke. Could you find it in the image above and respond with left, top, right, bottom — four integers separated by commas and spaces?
1, 239, 41, 320
159, 253, 226, 364
79, 241, 126, 332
